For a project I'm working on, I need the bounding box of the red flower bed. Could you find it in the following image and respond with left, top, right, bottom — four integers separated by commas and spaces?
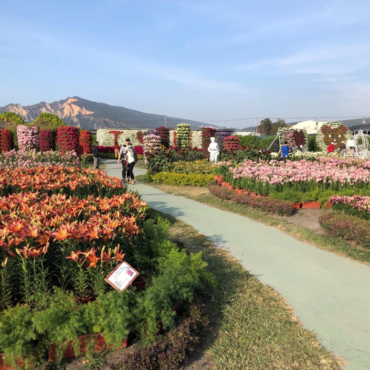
223, 136, 240, 153
57, 126, 79, 153
79, 130, 92, 155
319, 212, 370, 249
0, 129, 13, 152
155, 126, 170, 148
201, 127, 216, 152
39, 130, 55, 152
209, 184, 295, 216
98, 146, 114, 153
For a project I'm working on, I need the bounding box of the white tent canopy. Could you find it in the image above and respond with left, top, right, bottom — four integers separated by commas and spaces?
291, 120, 328, 135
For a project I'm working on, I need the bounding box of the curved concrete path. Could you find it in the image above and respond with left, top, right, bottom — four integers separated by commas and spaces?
104, 159, 370, 369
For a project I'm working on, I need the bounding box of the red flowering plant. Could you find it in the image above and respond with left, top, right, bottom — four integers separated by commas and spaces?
57, 126, 79, 153
136, 130, 144, 144
223, 136, 240, 153
0, 129, 13, 152
155, 126, 170, 148
78, 130, 92, 155
39, 129, 56, 152
201, 127, 217, 152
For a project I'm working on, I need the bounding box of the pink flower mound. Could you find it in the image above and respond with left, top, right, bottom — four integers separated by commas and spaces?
229, 158, 370, 187
17, 125, 39, 151
57, 126, 79, 153
143, 134, 161, 162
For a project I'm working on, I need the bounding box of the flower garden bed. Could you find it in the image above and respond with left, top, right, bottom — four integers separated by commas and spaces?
0, 150, 79, 169
215, 158, 370, 205
0, 166, 211, 368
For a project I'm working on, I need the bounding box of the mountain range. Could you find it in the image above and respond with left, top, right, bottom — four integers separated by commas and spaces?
0, 97, 211, 130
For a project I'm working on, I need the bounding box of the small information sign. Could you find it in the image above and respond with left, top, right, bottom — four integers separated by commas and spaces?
105, 261, 139, 293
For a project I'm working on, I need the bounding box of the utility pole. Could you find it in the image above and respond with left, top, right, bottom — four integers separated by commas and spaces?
164, 116, 167, 128
255, 117, 259, 136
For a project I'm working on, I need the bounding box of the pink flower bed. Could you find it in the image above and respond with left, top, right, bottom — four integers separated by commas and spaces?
228, 159, 370, 186
17, 125, 39, 151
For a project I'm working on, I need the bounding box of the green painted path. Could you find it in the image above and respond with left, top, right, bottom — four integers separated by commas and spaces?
104, 159, 370, 369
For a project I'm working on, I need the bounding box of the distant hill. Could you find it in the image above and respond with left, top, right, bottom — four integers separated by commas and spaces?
0, 97, 212, 130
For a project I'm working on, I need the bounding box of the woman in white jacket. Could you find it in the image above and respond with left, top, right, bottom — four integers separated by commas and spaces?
125, 139, 136, 184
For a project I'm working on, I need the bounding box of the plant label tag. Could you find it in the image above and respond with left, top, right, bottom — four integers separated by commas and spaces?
105, 261, 139, 293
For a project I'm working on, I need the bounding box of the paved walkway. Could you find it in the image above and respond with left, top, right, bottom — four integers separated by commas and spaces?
104, 159, 370, 370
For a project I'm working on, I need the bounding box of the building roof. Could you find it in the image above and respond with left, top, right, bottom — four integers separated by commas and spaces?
291, 120, 328, 135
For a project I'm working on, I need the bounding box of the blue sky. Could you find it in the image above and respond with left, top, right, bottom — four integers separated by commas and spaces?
1, 0, 370, 127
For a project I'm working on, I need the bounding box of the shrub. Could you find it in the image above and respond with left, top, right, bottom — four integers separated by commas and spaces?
57, 126, 79, 153
39, 129, 56, 152
152, 172, 214, 187
177, 123, 191, 149
155, 126, 170, 148
319, 212, 370, 249
17, 125, 39, 151
209, 184, 295, 216
33, 113, 66, 130
0, 129, 13, 152
170, 160, 214, 175
0, 113, 25, 148
120, 303, 209, 370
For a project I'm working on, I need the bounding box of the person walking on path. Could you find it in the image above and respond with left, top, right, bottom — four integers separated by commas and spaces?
125, 139, 137, 185
92, 141, 100, 169
113, 141, 120, 158
281, 141, 291, 158
118, 142, 128, 182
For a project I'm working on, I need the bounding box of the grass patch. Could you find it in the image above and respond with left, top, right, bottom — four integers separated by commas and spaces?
159, 210, 342, 370
140, 181, 370, 266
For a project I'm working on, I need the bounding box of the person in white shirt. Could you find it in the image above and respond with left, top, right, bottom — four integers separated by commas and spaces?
117, 141, 128, 182
125, 139, 137, 184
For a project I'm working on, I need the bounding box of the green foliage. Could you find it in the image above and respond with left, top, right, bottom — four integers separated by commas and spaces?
152, 172, 214, 187
0, 112, 25, 125
137, 249, 212, 339
84, 290, 134, 347
0, 112, 25, 148
236, 135, 258, 148
169, 160, 214, 175
308, 136, 318, 152
32, 113, 66, 130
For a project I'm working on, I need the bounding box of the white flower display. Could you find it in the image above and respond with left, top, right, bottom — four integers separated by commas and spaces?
96, 129, 143, 146
191, 130, 202, 149
97, 128, 201, 148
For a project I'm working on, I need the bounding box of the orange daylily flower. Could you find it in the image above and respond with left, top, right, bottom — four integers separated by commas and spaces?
114, 245, 125, 263
86, 248, 100, 269
52, 225, 72, 241
66, 250, 82, 262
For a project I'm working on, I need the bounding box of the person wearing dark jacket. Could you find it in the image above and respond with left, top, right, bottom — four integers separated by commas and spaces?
93, 141, 100, 169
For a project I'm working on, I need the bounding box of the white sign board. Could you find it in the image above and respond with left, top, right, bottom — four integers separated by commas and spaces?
105, 261, 139, 293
